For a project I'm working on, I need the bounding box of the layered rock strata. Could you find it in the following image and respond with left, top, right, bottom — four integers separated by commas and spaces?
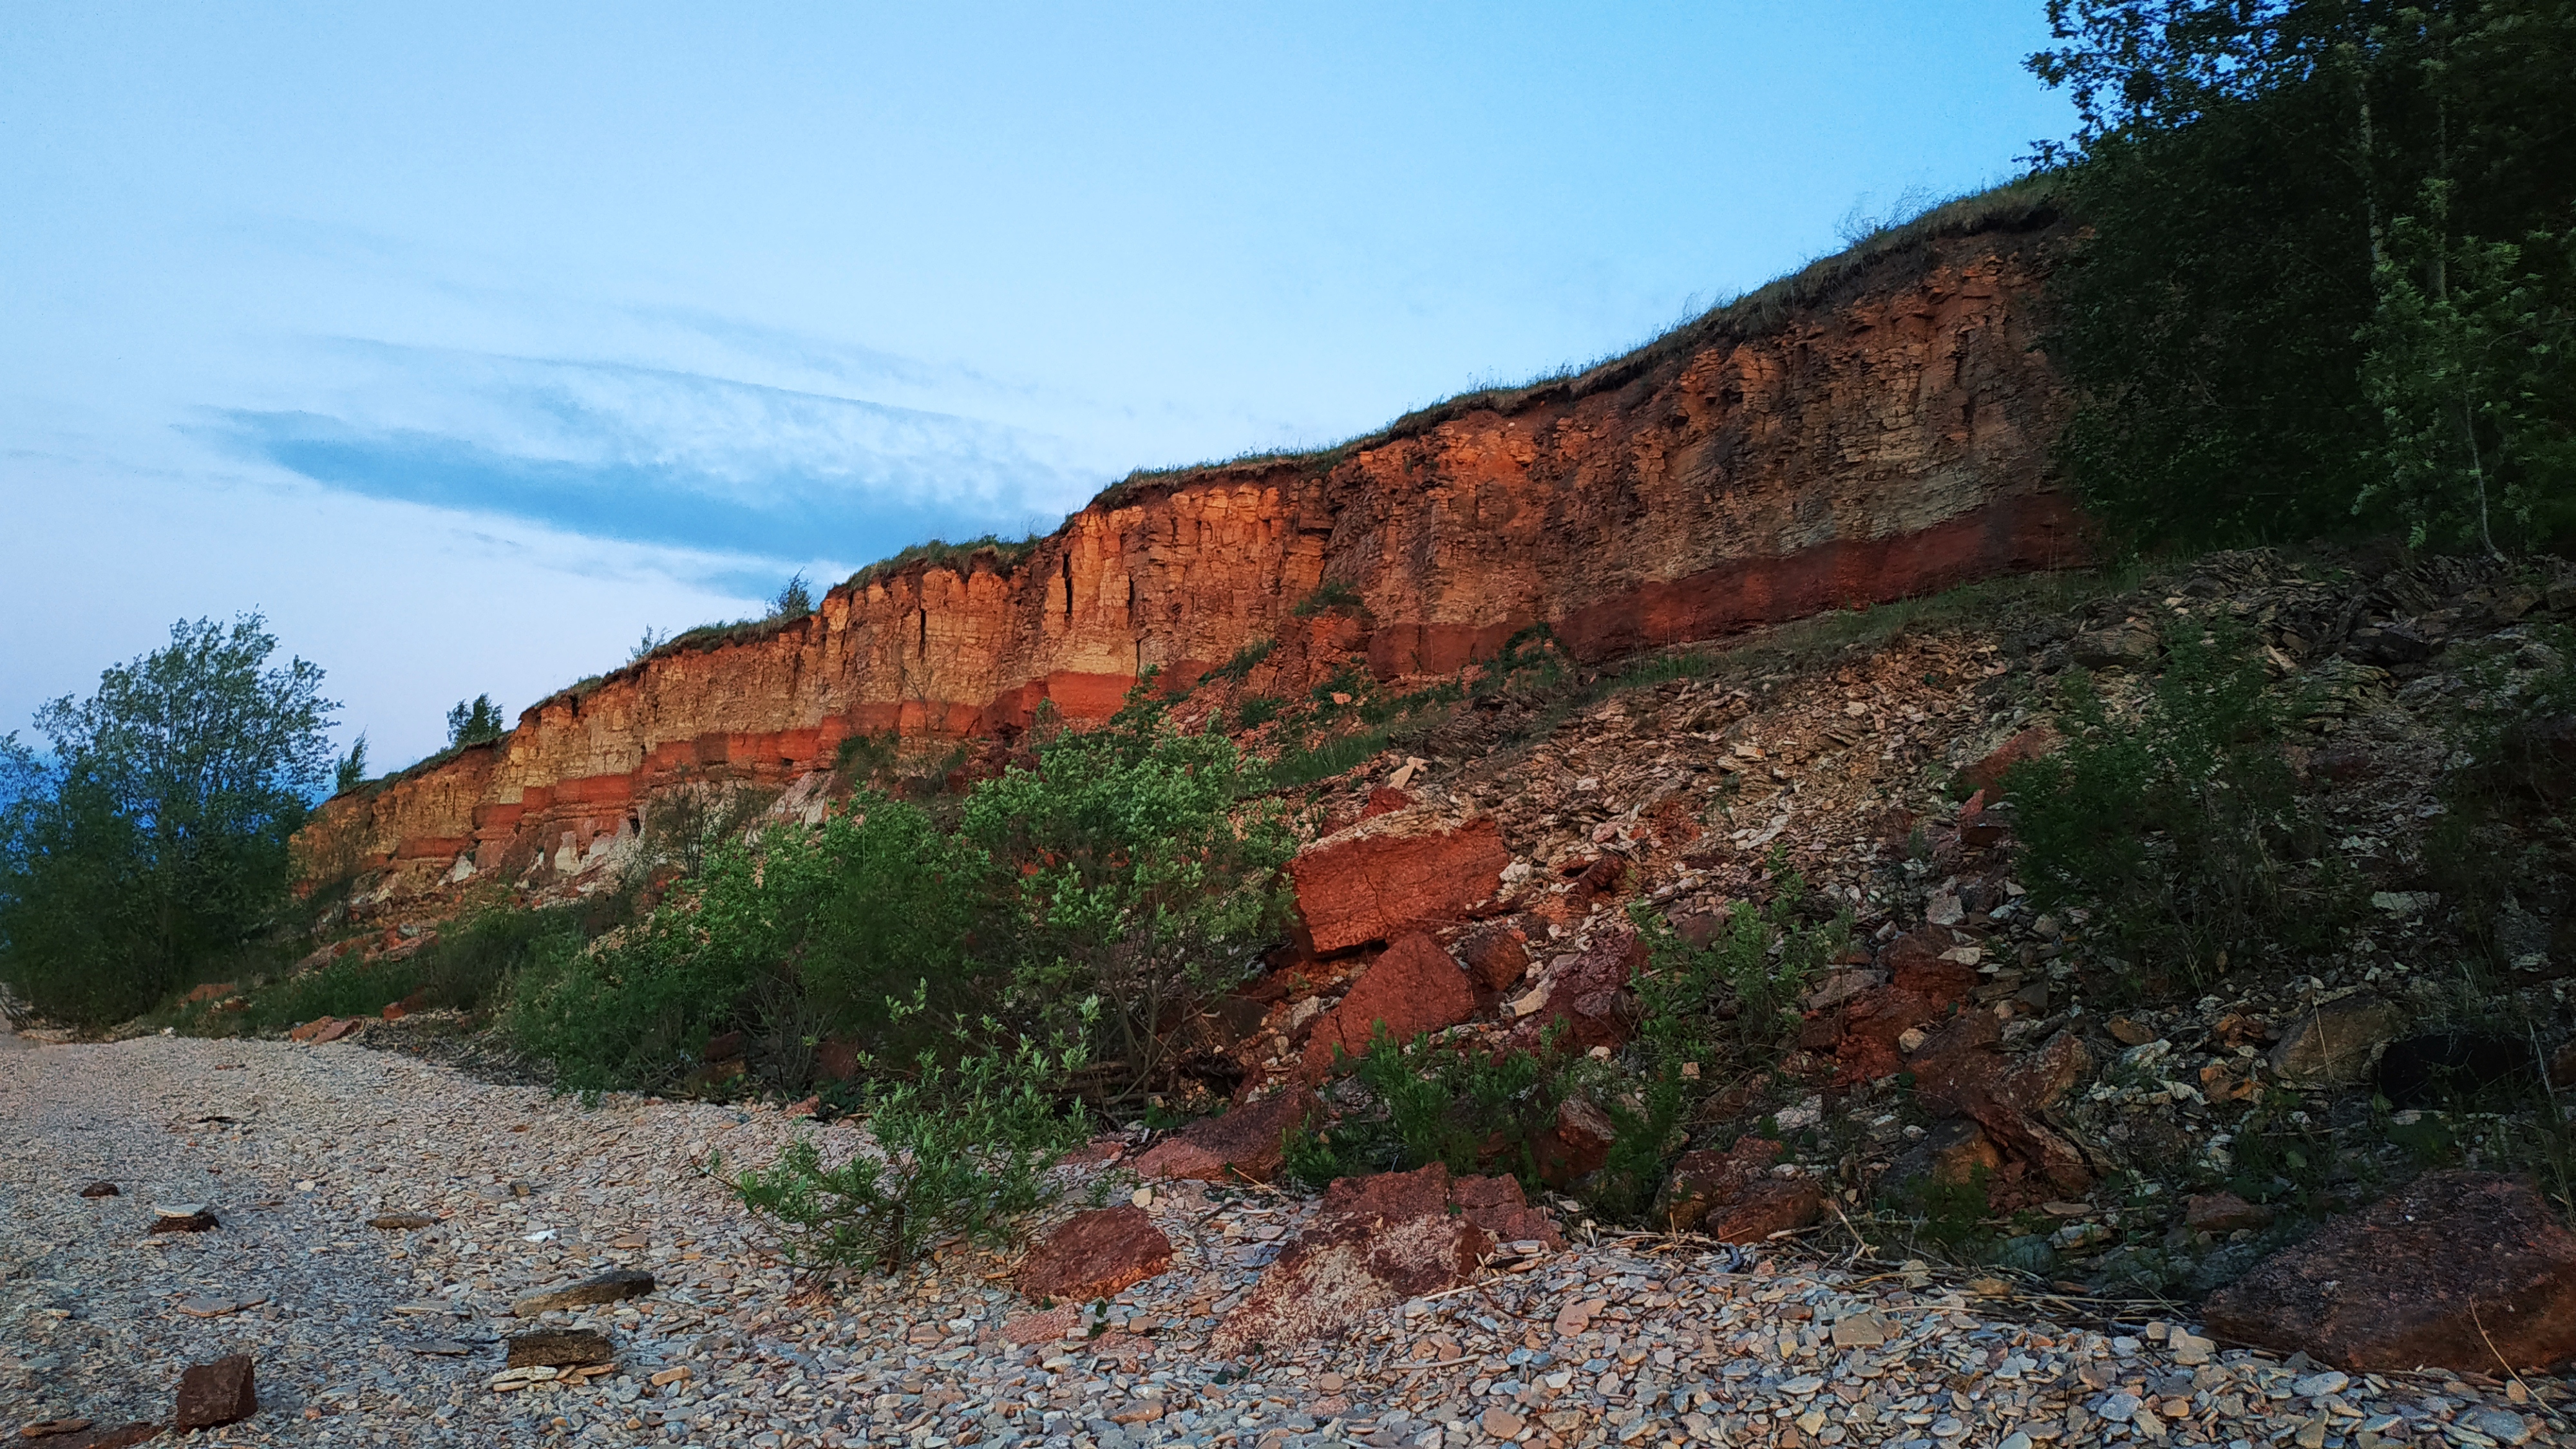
307, 217, 2081, 902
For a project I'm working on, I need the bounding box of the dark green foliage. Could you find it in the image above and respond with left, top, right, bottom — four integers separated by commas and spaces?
507, 793, 989, 1093
1596, 864, 1852, 1218
1267, 727, 1390, 788
641, 779, 778, 876
1233, 695, 1282, 729
771, 573, 814, 620
1291, 580, 1363, 618
962, 683, 1295, 1091
332, 735, 368, 797
446, 694, 505, 748
630, 627, 668, 663
2030, 0, 2576, 551
1284, 1026, 1573, 1191
2006, 620, 2342, 983
832, 732, 899, 788
0, 614, 337, 1028
1471, 626, 1573, 704
841, 534, 1040, 593
1202, 638, 1275, 685
237, 905, 580, 1032
726, 1014, 1091, 1272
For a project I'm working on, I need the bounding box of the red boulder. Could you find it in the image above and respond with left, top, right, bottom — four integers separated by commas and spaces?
1289, 815, 1509, 954
1131, 1087, 1316, 1183
1300, 934, 1475, 1076
1015, 1206, 1174, 1302
2204, 1171, 2576, 1372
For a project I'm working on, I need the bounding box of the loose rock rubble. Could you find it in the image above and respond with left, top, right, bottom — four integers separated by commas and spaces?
6, 1033, 2569, 1448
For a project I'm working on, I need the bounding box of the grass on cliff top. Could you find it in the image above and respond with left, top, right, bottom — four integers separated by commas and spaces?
1099, 175, 2059, 504
842, 534, 1043, 592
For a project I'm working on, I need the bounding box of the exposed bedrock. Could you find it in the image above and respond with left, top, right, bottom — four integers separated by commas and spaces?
307, 220, 2081, 902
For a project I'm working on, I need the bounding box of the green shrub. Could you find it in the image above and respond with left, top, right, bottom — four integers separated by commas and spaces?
1202, 637, 1275, 685
1285, 1025, 1572, 1190
1598, 864, 1850, 1218
446, 695, 505, 747
1291, 580, 1363, 618
507, 795, 989, 1093
237, 905, 580, 1034
1267, 727, 1389, 788
962, 683, 1293, 1094
726, 1009, 1093, 1273
2006, 620, 2340, 984
1233, 696, 1282, 729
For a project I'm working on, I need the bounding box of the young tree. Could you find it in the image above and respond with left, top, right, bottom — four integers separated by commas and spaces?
2027, 0, 2575, 551
446, 694, 506, 747
0, 614, 337, 1026
771, 573, 814, 620
332, 734, 370, 795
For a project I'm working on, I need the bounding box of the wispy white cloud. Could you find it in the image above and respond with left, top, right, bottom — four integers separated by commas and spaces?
196, 342, 1109, 567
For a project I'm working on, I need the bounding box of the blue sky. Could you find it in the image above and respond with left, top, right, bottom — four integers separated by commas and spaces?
1, 2, 2074, 766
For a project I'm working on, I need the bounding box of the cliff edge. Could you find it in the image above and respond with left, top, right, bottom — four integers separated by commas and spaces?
305, 198, 2083, 905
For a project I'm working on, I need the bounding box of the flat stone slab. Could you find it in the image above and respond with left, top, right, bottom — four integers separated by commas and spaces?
505, 1329, 612, 1369
511, 1268, 654, 1316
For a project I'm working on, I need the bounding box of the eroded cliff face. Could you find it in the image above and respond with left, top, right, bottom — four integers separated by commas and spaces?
308, 218, 2082, 903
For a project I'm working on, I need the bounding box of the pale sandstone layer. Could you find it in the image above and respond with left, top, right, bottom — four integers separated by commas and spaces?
308, 217, 2081, 899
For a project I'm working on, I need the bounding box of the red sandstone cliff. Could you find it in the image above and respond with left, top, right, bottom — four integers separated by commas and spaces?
307, 205, 2083, 902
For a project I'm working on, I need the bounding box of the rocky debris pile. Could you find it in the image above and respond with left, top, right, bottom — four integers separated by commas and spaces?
1137, 547, 2576, 1330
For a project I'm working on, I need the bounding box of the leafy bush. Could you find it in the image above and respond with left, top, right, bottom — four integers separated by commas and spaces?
237, 905, 581, 1034
1598, 865, 1851, 1217
726, 1011, 1092, 1273
771, 573, 814, 620
331, 734, 368, 796
2007, 621, 2340, 984
1202, 637, 1275, 685
963, 685, 1293, 1094
1285, 1025, 1572, 1190
1291, 580, 1363, 618
0, 613, 337, 1028
641, 777, 779, 876
508, 794, 987, 1092
2029, 0, 2576, 551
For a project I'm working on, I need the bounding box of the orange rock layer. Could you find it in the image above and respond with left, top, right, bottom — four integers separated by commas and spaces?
306, 219, 2082, 899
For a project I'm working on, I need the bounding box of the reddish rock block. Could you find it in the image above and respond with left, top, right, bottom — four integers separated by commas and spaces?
286, 1016, 336, 1043
1709, 1179, 1824, 1243
1289, 815, 1510, 954
1535, 1097, 1620, 1186
1960, 724, 2064, 797
1130, 1087, 1316, 1183
173, 1354, 256, 1430
2204, 1171, 2576, 1372
1210, 1164, 1557, 1354
1826, 984, 1946, 1085
1880, 927, 1983, 1003
1908, 1019, 2094, 1193
1456, 923, 1531, 992
1016, 1206, 1175, 1302
1301, 933, 1475, 1075
1662, 1135, 1785, 1233
1510, 930, 1645, 1053
2184, 1191, 2274, 1235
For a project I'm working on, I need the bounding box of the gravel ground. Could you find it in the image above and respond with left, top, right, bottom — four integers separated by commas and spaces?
3, 1033, 2566, 1448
